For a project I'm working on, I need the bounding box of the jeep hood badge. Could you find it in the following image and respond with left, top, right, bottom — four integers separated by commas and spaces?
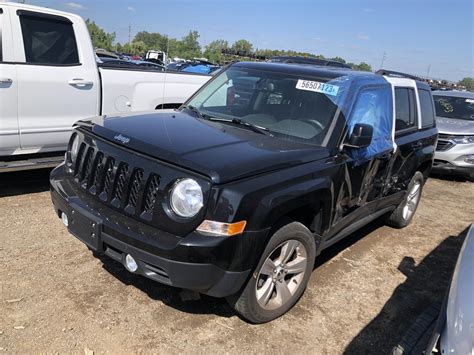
114, 134, 130, 144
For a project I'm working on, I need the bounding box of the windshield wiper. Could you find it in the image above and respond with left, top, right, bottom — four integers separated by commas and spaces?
205, 116, 272, 136
183, 106, 272, 136
181, 105, 204, 119
231, 118, 273, 136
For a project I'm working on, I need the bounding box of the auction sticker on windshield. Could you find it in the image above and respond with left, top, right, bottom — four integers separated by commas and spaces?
296, 79, 339, 96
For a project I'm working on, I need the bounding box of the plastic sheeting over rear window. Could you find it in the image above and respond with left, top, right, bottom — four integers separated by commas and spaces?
324, 74, 394, 161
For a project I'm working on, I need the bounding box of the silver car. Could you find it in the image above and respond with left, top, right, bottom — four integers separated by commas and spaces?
432, 90, 474, 181
393, 224, 474, 354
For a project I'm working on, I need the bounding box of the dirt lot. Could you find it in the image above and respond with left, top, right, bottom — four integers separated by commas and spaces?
0, 169, 473, 354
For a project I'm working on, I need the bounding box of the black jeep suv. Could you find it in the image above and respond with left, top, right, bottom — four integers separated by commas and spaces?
50, 62, 437, 323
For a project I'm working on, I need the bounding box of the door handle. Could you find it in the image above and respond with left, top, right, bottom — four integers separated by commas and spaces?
68, 78, 93, 87
0, 78, 13, 84
412, 141, 423, 149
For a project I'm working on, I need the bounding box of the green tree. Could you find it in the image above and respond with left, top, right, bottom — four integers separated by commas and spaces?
131, 40, 147, 56
134, 31, 168, 51
458, 77, 474, 91
180, 30, 201, 59
232, 39, 253, 55
330, 56, 346, 63
353, 62, 372, 72
85, 19, 115, 50
204, 39, 228, 63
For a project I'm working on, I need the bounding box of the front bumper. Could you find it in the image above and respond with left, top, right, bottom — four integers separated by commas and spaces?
50, 164, 268, 297
431, 160, 474, 179
433, 142, 474, 179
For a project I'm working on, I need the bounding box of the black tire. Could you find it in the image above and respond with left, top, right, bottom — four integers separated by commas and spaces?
227, 222, 316, 324
386, 171, 424, 229
392, 302, 441, 355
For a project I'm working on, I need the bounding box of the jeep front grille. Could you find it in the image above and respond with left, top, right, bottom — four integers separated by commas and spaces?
73, 143, 160, 220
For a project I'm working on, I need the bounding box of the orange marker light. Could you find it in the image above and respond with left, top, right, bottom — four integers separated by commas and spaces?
196, 220, 247, 236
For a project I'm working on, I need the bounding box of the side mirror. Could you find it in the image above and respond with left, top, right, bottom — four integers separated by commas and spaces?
347, 123, 373, 149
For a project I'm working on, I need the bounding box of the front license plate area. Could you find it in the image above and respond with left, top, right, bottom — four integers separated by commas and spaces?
68, 203, 102, 251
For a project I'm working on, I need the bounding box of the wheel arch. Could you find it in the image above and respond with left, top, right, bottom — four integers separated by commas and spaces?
417, 158, 433, 182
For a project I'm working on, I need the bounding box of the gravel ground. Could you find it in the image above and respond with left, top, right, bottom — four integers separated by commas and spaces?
0, 169, 473, 354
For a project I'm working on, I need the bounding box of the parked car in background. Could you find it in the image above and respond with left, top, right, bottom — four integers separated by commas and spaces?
132, 60, 165, 71
432, 91, 474, 181
393, 224, 474, 354
98, 57, 140, 67
50, 62, 437, 323
0, 2, 211, 171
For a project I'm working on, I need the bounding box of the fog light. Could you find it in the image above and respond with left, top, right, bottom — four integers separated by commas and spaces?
61, 212, 69, 227
124, 254, 138, 273
463, 155, 474, 164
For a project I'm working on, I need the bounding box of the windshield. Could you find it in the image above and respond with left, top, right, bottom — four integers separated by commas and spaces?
433, 95, 474, 121
186, 66, 341, 146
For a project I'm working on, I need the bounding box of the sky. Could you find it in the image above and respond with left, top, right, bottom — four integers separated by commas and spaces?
27, 0, 473, 82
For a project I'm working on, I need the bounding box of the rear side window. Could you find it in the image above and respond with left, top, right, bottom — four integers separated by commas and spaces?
395, 88, 417, 131
19, 13, 79, 65
418, 90, 435, 127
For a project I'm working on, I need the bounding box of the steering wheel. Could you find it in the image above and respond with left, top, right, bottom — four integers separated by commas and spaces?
302, 119, 325, 131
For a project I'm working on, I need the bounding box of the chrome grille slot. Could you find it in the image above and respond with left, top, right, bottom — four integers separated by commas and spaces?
141, 174, 160, 220
73, 143, 86, 176
80, 147, 94, 186
100, 157, 115, 201
124, 169, 144, 215
111, 163, 129, 208
89, 152, 104, 194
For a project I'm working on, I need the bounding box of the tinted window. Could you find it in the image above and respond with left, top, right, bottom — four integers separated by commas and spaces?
19, 14, 79, 65
418, 90, 435, 126
395, 88, 417, 131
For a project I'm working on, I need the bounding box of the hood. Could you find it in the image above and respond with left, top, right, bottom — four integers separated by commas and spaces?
436, 117, 474, 135
80, 111, 329, 184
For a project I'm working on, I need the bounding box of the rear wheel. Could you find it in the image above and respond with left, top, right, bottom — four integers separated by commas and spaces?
386, 171, 424, 228
227, 222, 316, 323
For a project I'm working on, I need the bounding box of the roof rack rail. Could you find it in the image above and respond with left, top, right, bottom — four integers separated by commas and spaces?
270, 56, 352, 69
376, 69, 421, 81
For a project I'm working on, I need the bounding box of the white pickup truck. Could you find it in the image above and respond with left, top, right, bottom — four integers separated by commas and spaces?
0, 2, 211, 171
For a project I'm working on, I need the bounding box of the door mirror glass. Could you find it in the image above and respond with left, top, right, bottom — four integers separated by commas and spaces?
348, 123, 373, 149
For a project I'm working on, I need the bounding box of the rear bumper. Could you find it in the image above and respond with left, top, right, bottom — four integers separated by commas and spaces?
50, 164, 269, 297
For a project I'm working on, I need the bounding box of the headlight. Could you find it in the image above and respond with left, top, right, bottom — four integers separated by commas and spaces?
170, 179, 203, 218
453, 135, 474, 144
70, 134, 80, 163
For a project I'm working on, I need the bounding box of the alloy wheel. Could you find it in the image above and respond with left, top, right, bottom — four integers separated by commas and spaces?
255, 239, 308, 310
402, 181, 421, 220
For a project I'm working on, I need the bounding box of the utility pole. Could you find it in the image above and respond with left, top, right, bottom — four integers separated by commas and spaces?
426, 64, 431, 79
128, 23, 131, 47
380, 51, 387, 69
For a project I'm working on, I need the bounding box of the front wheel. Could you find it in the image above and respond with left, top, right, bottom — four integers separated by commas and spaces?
227, 222, 316, 323
386, 171, 424, 228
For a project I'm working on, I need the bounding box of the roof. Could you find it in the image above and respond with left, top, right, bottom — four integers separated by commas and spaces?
432, 90, 474, 98
0, 1, 83, 22
232, 61, 374, 81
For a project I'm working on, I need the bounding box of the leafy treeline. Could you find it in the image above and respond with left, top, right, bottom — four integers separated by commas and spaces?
86, 19, 373, 71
